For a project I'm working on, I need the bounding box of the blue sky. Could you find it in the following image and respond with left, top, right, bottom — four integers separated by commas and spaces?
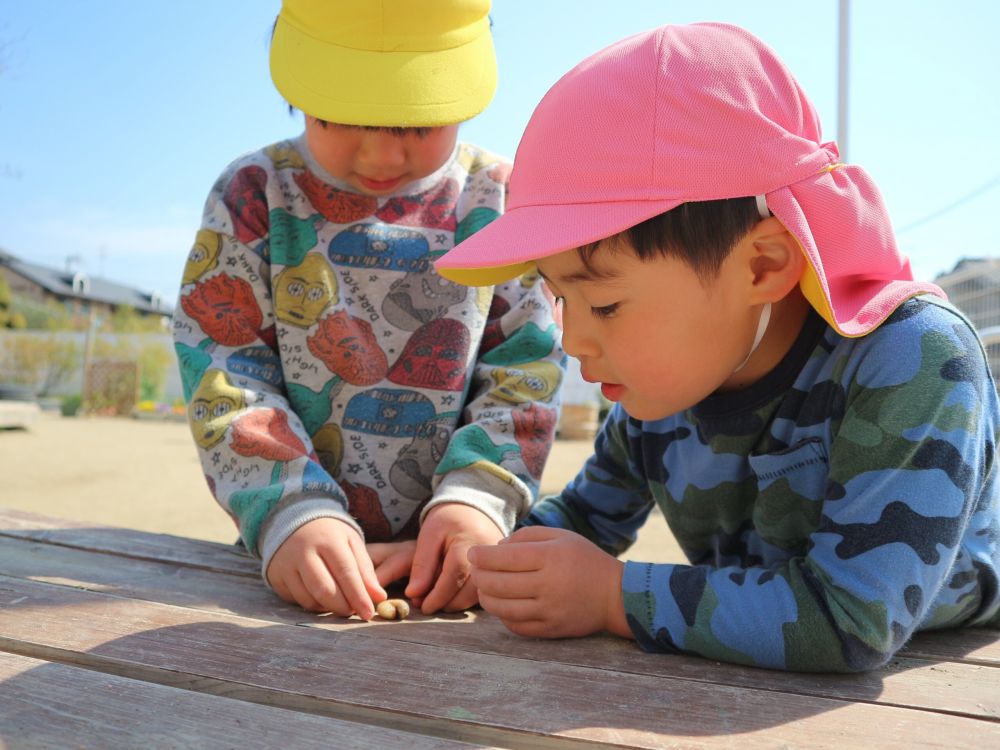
1, 1, 997, 307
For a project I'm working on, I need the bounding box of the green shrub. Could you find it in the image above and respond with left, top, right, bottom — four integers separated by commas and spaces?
60, 393, 82, 417
0, 335, 80, 395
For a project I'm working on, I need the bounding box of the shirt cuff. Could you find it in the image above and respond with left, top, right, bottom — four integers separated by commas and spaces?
424, 466, 533, 536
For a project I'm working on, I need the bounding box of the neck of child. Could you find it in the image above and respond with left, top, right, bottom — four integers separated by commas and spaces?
721, 287, 811, 392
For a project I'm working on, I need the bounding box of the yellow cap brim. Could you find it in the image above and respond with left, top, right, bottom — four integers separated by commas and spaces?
435, 261, 536, 287
270, 15, 497, 126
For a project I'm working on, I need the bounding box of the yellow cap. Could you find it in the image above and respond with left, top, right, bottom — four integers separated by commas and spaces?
270, 0, 497, 127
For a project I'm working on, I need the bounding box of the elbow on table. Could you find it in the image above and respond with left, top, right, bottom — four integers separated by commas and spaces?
810, 612, 913, 674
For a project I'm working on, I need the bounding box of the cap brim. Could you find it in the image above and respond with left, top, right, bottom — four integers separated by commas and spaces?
435, 199, 682, 286
271, 17, 496, 126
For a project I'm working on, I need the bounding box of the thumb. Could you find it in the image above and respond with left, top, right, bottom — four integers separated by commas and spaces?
507, 525, 565, 543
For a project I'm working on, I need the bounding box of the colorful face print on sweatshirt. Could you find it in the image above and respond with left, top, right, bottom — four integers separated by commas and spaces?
183, 229, 222, 285
180, 273, 264, 347
390, 417, 453, 499
381, 271, 468, 330
489, 361, 562, 404
387, 318, 470, 391
328, 224, 431, 273
189, 369, 245, 449
307, 310, 388, 385
274, 254, 339, 328
223, 165, 269, 244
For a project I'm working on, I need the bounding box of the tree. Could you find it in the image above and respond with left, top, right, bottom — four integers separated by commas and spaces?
0, 272, 11, 327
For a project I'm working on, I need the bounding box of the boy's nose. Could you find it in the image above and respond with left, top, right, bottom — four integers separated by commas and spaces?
357, 131, 406, 169
558, 313, 599, 360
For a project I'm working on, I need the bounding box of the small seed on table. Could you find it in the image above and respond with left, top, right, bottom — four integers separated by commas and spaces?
376, 598, 411, 621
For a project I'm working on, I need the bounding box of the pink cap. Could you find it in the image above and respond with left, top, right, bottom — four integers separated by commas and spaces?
435, 22, 944, 336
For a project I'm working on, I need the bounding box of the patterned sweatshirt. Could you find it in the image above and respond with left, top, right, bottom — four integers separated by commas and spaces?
173, 135, 564, 576
524, 297, 1000, 672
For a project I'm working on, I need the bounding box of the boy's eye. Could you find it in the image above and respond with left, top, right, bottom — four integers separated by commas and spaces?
590, 303, 619, 319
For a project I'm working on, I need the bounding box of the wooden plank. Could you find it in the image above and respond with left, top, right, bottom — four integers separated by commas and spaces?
0, 507, 258, 577
0, 651, 482, 750
1, 533, 999, 724
5, 506, 1000, 667
0, 575, 997, 750
902, 628, 1000, 666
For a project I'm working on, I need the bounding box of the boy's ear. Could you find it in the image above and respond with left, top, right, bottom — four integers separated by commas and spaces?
742, 217, 805, 303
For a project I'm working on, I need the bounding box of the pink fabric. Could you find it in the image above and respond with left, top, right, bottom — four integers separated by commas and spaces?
435, 22, 944, 335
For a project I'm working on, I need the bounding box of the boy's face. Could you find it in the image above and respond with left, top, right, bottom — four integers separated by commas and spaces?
537, 237, 761, 421
304, 117, 459, 196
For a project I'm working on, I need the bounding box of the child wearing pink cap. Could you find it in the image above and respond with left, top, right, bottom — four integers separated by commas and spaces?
173, 1, 564, 622
436, 23, 1000, 671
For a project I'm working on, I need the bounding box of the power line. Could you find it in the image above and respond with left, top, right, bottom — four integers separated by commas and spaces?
897, 173, 1000, 235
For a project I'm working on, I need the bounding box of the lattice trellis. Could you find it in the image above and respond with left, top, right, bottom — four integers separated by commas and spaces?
935, 259, 1000, 384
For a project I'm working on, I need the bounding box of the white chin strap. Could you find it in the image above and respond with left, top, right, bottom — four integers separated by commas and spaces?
733, 302, 772, 373
732, 194, 773, 374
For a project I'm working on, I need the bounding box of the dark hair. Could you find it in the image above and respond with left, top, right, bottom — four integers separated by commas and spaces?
579, 197, 760, 281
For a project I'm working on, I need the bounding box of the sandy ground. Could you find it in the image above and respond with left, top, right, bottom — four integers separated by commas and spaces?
0, 412, 684, 563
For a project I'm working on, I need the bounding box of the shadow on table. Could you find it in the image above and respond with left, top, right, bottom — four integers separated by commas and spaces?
0, 618, 899, 746
3, 517, 996, 745
2, 589, 992, 747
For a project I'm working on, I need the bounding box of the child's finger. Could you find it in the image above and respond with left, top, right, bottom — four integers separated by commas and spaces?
468, 542, 544, 572
507, 526, 566, 543
349, 533, 388, 603
365, 542, 393, 566
442, 577, 479, 613
405, 530, 443, 600
478, 591, 542, 623
373, 551, 412, 587
298, 555, 354, 615
318, 545, 375, 620
285, 569, 324, 613
471, 568, 538, 600
419, 547, 470, 614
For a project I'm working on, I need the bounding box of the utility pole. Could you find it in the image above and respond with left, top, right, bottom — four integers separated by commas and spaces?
837, 0, 850, 162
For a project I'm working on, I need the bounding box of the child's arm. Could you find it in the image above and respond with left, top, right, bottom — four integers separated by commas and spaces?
406, 272, 565, 612
471, 306, 999, 672
520, 418, 657, 555
174, 155, 375, 615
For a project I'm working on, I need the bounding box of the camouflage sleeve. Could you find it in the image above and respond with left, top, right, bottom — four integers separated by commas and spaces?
622, 308, 997, 672
521, 405, 656, 555
172, 160, 356, 568
427, 271, 565, 534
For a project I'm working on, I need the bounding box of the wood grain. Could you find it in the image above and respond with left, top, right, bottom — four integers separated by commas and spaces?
1, 574, 997, 750
1, 532, 998, 724
0, 651, 482, 749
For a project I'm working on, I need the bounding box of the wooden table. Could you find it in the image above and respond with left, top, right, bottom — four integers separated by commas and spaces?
2, 507, 999, 749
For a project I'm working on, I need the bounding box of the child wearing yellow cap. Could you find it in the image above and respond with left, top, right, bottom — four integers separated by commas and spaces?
172, 0, 564, 620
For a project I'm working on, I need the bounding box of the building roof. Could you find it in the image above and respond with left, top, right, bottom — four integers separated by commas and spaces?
935, 257, 1000, 287
0, 248, 173, 316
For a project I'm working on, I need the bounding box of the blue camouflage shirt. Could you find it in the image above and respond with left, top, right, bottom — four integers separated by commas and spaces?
524, 296, 1000, 672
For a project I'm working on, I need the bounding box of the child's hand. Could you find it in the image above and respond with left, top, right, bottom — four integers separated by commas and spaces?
266, 517, 386, 619
468, 526, 631, 639
406, 503, 504, 614
366, 540, 418, 588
